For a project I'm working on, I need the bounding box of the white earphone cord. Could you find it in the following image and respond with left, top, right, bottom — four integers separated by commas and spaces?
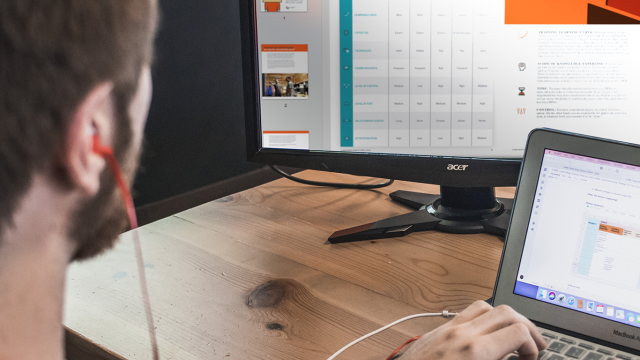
327, 311, 458, 360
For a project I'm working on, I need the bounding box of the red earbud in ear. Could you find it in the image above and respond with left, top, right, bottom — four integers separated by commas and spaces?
90, 132, 137, 228
92, 133, 113, 157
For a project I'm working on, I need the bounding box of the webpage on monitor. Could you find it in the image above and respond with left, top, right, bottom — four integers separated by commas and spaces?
255, 0, 640, 158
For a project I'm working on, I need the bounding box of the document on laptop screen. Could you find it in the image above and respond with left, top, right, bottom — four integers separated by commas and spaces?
516, 150, 640, 327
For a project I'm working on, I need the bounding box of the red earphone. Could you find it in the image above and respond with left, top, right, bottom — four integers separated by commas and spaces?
92, 134, 138, 229
92, 133, 159, 359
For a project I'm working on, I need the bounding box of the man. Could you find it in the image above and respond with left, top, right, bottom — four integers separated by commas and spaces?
274, 79, 283, 97
0, 1, 545, 360
285, 76, 295, 97
0, 1, 157, 359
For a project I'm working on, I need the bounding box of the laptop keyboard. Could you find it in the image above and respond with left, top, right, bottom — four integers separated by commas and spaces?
500, 327, 638, 360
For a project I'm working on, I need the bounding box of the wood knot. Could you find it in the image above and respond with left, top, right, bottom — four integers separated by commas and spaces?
266, 323, 284, 331
246, 279, 297, 309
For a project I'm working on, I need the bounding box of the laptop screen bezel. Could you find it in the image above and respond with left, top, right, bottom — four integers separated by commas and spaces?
493, 128, 640, 354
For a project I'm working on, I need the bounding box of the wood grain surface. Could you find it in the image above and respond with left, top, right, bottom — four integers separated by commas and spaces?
64, 171, 515, 360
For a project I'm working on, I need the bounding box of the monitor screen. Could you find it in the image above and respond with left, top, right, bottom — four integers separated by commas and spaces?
255, 0, 640, 158
515, 150, 640, 328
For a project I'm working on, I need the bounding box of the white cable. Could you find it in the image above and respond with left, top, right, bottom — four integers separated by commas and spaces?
327, 311, 458, 360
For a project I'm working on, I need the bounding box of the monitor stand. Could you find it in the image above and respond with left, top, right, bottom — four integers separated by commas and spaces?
328, 186, 513, 244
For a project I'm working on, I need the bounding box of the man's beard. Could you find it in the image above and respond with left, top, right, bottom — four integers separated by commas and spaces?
68, 105, 139, 261
68, 171, 131, 261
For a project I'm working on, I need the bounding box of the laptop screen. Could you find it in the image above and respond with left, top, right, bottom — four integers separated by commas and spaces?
515, 149, 640, 328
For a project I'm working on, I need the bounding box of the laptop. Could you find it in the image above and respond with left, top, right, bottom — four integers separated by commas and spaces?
493, 128, 640, 360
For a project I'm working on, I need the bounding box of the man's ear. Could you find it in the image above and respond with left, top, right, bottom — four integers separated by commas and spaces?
63, 82, 115, 196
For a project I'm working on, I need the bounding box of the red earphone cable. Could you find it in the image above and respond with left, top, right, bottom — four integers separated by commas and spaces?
93, 135, 160, 360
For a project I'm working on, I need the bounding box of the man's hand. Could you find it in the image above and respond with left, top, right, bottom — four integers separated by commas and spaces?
400, 301, 547, 360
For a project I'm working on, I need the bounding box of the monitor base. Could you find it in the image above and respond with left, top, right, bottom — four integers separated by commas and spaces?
328, 187, 513, 244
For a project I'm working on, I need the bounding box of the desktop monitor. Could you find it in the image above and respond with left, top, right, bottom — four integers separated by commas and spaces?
239, 0, 640, 242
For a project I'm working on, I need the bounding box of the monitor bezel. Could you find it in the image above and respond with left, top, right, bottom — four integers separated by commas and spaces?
493, 128, 640, 354
239, 0, 522, 187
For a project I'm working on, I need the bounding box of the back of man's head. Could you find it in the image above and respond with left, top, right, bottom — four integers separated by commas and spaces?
0, 0, 158, 258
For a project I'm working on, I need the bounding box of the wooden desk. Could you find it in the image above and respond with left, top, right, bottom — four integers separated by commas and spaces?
64, 171, 515, 360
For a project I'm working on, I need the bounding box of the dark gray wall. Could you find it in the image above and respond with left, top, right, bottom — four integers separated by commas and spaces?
133, 0, 263, 207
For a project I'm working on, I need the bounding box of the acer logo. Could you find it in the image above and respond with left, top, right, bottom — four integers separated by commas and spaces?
448, 164, 469, 171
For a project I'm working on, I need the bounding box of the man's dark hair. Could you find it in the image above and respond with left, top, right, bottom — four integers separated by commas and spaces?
0, 0, 158, 234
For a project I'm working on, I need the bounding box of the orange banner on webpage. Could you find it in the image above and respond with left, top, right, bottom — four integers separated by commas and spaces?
505, 0, 640, 24
261, 45, 308, 52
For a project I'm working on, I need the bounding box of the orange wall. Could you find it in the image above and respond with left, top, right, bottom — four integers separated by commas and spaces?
506, 0, 608, 24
